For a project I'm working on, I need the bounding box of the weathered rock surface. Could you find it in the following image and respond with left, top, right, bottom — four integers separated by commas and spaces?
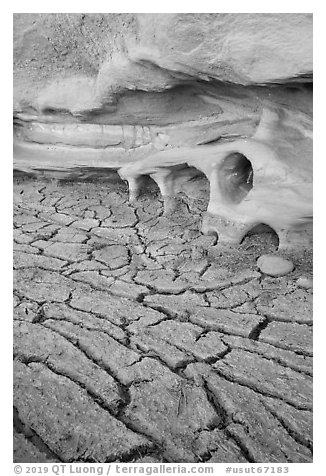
13, 13, 312, 108
13, 13, 313, 463
13, 14, 312, 248
13, 177, 313, 463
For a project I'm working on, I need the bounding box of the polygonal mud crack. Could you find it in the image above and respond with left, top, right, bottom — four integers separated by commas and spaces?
13, 178, 313, 463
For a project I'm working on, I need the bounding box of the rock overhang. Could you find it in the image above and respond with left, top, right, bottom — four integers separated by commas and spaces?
13, 13, 313, 248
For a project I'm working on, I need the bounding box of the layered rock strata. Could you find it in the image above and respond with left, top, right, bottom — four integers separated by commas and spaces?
13, 13, 313, 246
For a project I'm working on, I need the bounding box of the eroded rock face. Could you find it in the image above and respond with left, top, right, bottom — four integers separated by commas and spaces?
13, 13, 313, 247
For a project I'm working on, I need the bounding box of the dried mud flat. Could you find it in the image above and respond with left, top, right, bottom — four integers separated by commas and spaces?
13, 171, 313, 464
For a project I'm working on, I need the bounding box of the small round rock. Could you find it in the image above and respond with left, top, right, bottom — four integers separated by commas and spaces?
256, 254, 294, 277
296, 276, 313, 289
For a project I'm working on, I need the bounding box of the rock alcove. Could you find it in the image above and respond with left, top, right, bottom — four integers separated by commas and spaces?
13, 13, 313, 464
13, 13, 313, 248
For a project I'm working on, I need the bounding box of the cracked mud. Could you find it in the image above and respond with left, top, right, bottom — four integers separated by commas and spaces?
13, 171, 313, 464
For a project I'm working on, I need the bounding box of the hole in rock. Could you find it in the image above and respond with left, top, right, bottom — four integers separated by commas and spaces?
176, 166, 210, 207
218, 152, 253, 204
136, 175, 161, 198
240, 223, 279, 253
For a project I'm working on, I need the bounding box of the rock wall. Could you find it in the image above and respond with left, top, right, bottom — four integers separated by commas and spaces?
13, 13, 313, 247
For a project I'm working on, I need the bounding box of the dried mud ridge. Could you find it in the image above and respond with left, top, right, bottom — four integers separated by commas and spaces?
13, 172, 313, 464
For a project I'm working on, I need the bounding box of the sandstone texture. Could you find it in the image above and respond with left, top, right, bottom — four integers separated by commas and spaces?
13, 175, 313, 463
13, 14, 313, 248
13, 14, 312, 105
13, 13, 313, 464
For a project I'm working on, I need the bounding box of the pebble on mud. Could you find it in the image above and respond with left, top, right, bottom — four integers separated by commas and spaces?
256, 255, 294, 277
296, 276, 313, 289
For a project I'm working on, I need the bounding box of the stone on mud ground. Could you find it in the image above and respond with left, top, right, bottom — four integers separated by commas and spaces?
257, 255, 294, 277
296, 276, 313, 289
